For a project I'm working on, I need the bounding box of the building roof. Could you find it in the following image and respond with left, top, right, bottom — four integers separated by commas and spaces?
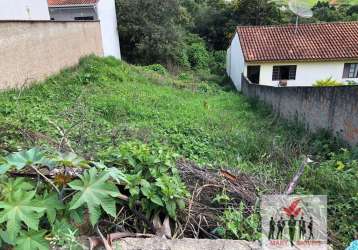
236, 22, 358, 63
48, 0, 98, 6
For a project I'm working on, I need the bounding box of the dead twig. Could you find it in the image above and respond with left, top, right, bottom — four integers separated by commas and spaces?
285, 156, 312, 195
49, 119, 75, 153
30, 165, 60, 194
96, 225, 113, 250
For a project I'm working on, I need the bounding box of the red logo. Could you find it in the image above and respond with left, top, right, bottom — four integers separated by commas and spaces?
283, 198, 302, 217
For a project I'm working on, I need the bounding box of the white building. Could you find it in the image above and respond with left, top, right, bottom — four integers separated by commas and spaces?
227, 22, 358, 90
0, 0, 50, 20
48, 0, 121, 59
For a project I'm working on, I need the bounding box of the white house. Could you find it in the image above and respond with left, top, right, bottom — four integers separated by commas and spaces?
48, 0, 121, 59
227, 22, 358, 90
0, 0, 50, 20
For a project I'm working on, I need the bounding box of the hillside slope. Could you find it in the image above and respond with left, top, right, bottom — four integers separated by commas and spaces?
0, 56, 356, 248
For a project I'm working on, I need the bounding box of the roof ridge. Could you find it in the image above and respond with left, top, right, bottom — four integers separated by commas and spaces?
236, 21, 358, 30
235, 21, 358, 63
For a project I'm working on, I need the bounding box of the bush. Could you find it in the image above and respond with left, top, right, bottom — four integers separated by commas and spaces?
313, 77, 345, 87
144, 64, 168, 75
347, 80, 358, 85
209, 50, 227, 76
0, 145, 188, 248
187, 42, 211, 70
301, 148, 358, 247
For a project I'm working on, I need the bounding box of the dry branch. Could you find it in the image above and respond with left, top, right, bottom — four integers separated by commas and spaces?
285, 156, 312, 195
176, 158, 265, 238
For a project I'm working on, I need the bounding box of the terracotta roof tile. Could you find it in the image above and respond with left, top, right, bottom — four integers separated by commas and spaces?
48, 0, 98, 6
237, 22, 358, 63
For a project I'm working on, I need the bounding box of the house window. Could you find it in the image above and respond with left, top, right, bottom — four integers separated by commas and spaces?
247, 66, 261, 84
272, 65, 297, 81
74, 16, 94, 21
343, 63, 358, 78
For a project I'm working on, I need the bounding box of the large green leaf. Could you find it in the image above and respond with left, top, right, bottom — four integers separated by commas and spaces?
15, 230, 49, 250
0, 148, 54, 174
0, 190, 46, 241
0, 178, 34, 200
37, 192, 64, 224
68, 168, 120, 225
54, 152, 89, 168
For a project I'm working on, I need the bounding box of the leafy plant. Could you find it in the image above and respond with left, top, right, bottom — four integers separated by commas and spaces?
68, 167, 121, 226
212, 189, 231, 206
215, 203, 261, 241
15, 230, 49, 250
51, 220, 84, 250
144, 64, 168, 75
54, 152, 89, 168
0, 190, 46, 242
0, 148, 53, 174
103, 142, 188, 219
313, 77, 345, 87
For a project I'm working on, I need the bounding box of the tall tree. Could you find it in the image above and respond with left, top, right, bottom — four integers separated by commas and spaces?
230, 0, 283, 26
116, 0, 186, 66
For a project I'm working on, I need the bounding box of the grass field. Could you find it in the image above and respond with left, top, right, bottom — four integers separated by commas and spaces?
0, 56, 307, 170
0, 56, 356, 248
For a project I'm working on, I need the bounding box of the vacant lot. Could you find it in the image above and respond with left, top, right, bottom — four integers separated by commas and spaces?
0, 56, 356, 248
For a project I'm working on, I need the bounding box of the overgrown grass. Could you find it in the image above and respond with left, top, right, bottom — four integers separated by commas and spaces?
0, 56, 356, 248
0, 56, 307, 171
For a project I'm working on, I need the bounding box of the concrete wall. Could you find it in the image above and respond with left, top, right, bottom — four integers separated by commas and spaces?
253, 61, 358, 87
0, 21, 103, 90
227, 33, 246, 91
49, 0, 121, 59
97, 0, 121, 59
241, 76, 358, 146
49, 6, 98, 21
0, 0, 50, 20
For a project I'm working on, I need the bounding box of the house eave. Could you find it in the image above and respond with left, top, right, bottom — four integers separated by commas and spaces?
245, 58, 358, 64
48, 4, 96, 8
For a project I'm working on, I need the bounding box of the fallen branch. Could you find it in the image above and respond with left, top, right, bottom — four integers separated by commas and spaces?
30, 165, 60, 194
96, 225, 113, 250
285, 156, 312, 195
177, 159, 258, 204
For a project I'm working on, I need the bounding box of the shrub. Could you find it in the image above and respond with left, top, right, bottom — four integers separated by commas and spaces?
300, 148, 358, 247
0, 145, 188, 248
144, 64, 168, 75
313, 77, 345, 87
98, 142, 189, 219
215, 203, 261, 241
187, 42, 210, 70
209, 50, 227, 76
346, 80, 358, 85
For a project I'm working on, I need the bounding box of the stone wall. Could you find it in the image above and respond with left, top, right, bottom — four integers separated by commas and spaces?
0, 20, 103, 90
242, 76, 358, 146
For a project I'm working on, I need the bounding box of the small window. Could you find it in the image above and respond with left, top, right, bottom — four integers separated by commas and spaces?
247, 66, 261, 84
343, 63, 358, 78
74, 16, 94, 21
272, 65, 297, 81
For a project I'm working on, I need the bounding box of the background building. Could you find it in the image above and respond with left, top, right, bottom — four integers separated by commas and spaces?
48, 0, 121, 59
227, 22, 358, 90
0, 0, 50, 20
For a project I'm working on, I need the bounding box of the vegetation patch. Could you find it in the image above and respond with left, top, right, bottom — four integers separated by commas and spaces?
0, 56, 356, 249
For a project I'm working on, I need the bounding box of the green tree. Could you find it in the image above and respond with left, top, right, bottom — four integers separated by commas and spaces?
312, 1, 345, 22
116, 0, 186, 67
189, 0, 234, 50
230, 0, 283, 26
